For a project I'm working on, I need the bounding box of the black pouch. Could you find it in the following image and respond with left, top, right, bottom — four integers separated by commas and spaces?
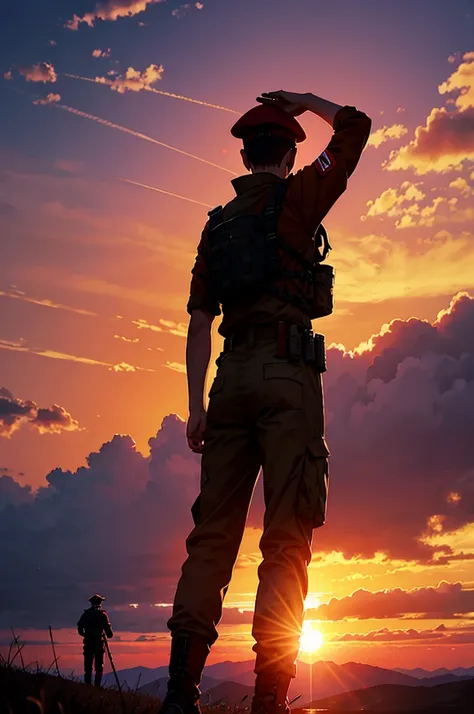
314, 333, 327, 373
309, 263, 334, 319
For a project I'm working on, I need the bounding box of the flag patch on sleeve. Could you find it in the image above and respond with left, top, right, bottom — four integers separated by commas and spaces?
315, 149, 335, 176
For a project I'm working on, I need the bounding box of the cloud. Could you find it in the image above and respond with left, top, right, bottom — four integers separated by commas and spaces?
0, 387, 80, 438
362, 181, 425, 219
3, 294, 474, 628
92, 48, 112, 58
0, 288, 96, 316
387, 53, 474, 174
95, 64, 163, 92
307, 582, 474, 621
0, 475, 33, 510
367, 124, 408, 149
3, 70, 12, 80
18, 62, 57, 83
32, 93, 61, 106
165, 361, 186, 373
0, 415, 201, 629
132, 317, 187, 337
449, 176, 473, 196
0, 338, 153, 372
172, 2, 204, 18
333, 623, 474, 644
361, 180, 466, 229
114, 334, 140, 343
315, 291, 474, 562
66, 0, 164, 30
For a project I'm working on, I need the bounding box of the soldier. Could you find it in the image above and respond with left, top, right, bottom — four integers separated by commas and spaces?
161, 90, 371, 714
77, 593, 113, 687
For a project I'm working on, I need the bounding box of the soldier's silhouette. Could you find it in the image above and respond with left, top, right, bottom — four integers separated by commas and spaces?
77, 593, 113, 687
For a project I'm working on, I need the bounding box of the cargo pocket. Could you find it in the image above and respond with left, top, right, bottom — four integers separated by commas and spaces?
298, 439, 330, 529
208, 372, 225, 398
263, 362, 304, 409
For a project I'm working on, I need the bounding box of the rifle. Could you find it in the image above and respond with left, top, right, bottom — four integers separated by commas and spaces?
102, 633, 126, 714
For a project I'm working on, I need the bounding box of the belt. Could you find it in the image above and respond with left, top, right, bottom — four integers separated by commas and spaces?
223, 322, 310, 353
222, 322, 326, 371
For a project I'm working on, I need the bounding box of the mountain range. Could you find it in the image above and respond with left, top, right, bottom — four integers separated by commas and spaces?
102, 659, 474, 705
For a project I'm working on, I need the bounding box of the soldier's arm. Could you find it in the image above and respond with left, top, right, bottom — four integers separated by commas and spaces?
285, 96, 372, 236
102, 612, 113, 639
77, 614, 85, 637
186, 226, 218, 453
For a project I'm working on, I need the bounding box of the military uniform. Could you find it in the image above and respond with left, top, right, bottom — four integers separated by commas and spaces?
77, 594, 113, 687
164, 102, 371, 713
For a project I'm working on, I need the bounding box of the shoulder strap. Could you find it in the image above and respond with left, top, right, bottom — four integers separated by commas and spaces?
263, 181, 314, 269
208, 205, 224, 230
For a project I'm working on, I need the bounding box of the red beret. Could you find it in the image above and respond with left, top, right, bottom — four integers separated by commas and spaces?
231, 105, 306, 143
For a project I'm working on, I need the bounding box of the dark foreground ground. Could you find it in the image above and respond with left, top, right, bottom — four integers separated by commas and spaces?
1, 664, 473, 714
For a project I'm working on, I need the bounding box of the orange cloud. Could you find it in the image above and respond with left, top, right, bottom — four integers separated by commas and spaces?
92, 48, 112, 58
18, 62, 57, 83
114, 334, 140, 343
387, 53, 474, 174
0, 338, 153, 372
32, 93, 61, 105
367, 124, 408, 149
132, 318, 187, 337
449, 176, 472, 196
307, 581, 474, 621
0, 288, 96, 316
334, 624, 474, 644
66, 0, 164, 30
165, 361, 186, 373
96, 63, 164, 92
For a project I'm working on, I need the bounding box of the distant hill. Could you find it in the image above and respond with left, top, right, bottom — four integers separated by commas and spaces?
103, 664, 168, 689
302, 678, 474, 712
138, 675, 221, 697
395, 665, 474, 680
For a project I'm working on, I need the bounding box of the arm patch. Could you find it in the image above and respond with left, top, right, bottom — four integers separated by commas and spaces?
315, 149, 335, 176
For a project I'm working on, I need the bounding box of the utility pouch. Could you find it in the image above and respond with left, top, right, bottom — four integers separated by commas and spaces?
289, 324, 301, 361
303, 329, 316, 363
309, 263, 334, 319
314, 333, 327, 373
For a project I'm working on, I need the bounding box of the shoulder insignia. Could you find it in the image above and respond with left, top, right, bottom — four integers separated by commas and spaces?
315, 149, 335, 176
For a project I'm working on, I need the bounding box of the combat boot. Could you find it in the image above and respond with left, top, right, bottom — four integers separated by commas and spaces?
159, 634, 210, 714
250, 672, 292, 714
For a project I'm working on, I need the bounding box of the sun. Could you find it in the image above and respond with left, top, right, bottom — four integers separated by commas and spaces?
300, 621, 324, 654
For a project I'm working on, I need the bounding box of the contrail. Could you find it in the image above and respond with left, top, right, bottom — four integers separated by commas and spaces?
63, 73, 240, 114
120, 178, 214, 208
52, 102, 237, 175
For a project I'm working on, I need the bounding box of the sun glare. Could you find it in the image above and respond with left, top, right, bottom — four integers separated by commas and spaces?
300, 621, 324, 653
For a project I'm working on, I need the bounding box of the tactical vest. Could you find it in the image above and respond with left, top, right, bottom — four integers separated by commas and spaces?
207, 181, 334, 319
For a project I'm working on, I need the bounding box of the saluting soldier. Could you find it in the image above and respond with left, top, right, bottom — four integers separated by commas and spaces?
77, 594, 113, 687
161, 90, 371, 714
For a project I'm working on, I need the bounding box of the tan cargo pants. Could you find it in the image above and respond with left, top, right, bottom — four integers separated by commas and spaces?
168, 336, 329, 676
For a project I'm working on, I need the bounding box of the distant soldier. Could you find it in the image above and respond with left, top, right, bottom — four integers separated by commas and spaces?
77, 593, 113, 687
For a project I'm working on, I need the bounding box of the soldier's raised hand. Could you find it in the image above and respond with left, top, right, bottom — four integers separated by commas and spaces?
256, 91, 309, 117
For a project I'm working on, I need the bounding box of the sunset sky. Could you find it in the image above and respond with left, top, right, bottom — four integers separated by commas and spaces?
1, 0, 474, 676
